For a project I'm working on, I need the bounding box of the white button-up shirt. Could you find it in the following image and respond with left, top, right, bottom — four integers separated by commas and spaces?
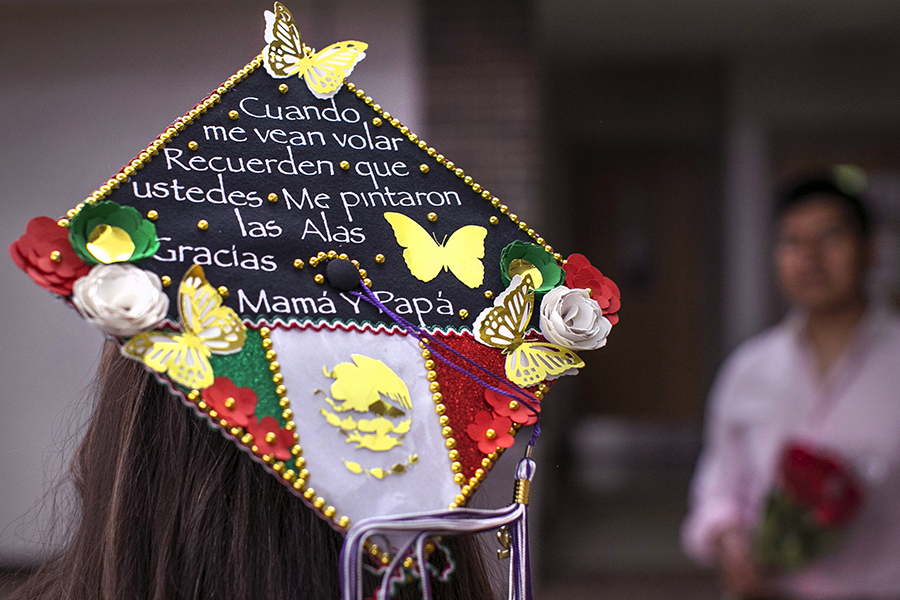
683, 305, 900, 598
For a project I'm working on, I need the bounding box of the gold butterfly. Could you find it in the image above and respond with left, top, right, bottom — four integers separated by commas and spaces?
263, 2, 368, 100
122, 265, 246, 390
473, 274, 584, 388
384, 212, 487, 289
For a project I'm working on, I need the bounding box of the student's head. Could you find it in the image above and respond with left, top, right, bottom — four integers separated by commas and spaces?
11, 343, 494, 600
774, 177, 873, 314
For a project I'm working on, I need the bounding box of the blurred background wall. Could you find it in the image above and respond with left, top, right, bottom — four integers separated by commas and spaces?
3, 1, 900, 598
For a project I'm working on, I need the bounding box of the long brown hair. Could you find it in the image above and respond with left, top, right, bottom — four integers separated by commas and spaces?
12, 343, 495, 600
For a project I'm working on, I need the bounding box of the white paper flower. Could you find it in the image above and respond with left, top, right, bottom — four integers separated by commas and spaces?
72, 263, 169, 337
539, 286, 612, 351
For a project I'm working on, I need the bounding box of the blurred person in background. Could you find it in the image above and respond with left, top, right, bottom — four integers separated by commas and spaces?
682, 174, 900, 599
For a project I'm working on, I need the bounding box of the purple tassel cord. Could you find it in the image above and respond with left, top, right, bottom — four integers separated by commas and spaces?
339, 283, 542, 599
351, 284, 543, 446
340, 457, 537, 600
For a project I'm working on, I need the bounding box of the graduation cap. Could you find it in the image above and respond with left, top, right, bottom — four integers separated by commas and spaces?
10, 3, 620, 598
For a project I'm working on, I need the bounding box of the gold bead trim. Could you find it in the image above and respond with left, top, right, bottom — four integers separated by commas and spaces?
305, 249, 372, 288
344, 80, 561, 264
60, 57, 562, 266
419, 339, 512, 509
421, 341, 461, 505
189, 325, 353, 534
448, 418, 535, 509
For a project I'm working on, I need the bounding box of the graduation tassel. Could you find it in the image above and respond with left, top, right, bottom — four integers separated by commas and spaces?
340, 455, 538, 600
507, 455, 536, 600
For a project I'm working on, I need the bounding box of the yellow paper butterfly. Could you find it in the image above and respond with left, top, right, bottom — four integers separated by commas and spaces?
384, 212, 487, 289
263, 2, 368, 100
122, 265, 246, 390
473, 274, 584, 388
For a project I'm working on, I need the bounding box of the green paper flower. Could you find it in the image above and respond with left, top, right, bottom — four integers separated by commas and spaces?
68, 201, 159, 265
499, 240, 565, 295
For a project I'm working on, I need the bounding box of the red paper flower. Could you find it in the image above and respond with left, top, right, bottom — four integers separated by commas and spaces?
781, 444, 862, 527
484, 389, 539, 426
246, 416, 296, 461
201, 377, 258, 428
562, 253, 620, 325
466, 411, 514, 455
10, 216, 91, 296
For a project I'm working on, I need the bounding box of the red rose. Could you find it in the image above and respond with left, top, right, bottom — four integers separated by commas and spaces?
814, 485, 862, 527
782, 445, 829, 505
780, 444, 862, 527
562, 253, 620, 325
201, 377, 258, 428
10, 216, 90, 296
246, 416, 296, 461
466, 411, 515, 455
484, 388, 539, 426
